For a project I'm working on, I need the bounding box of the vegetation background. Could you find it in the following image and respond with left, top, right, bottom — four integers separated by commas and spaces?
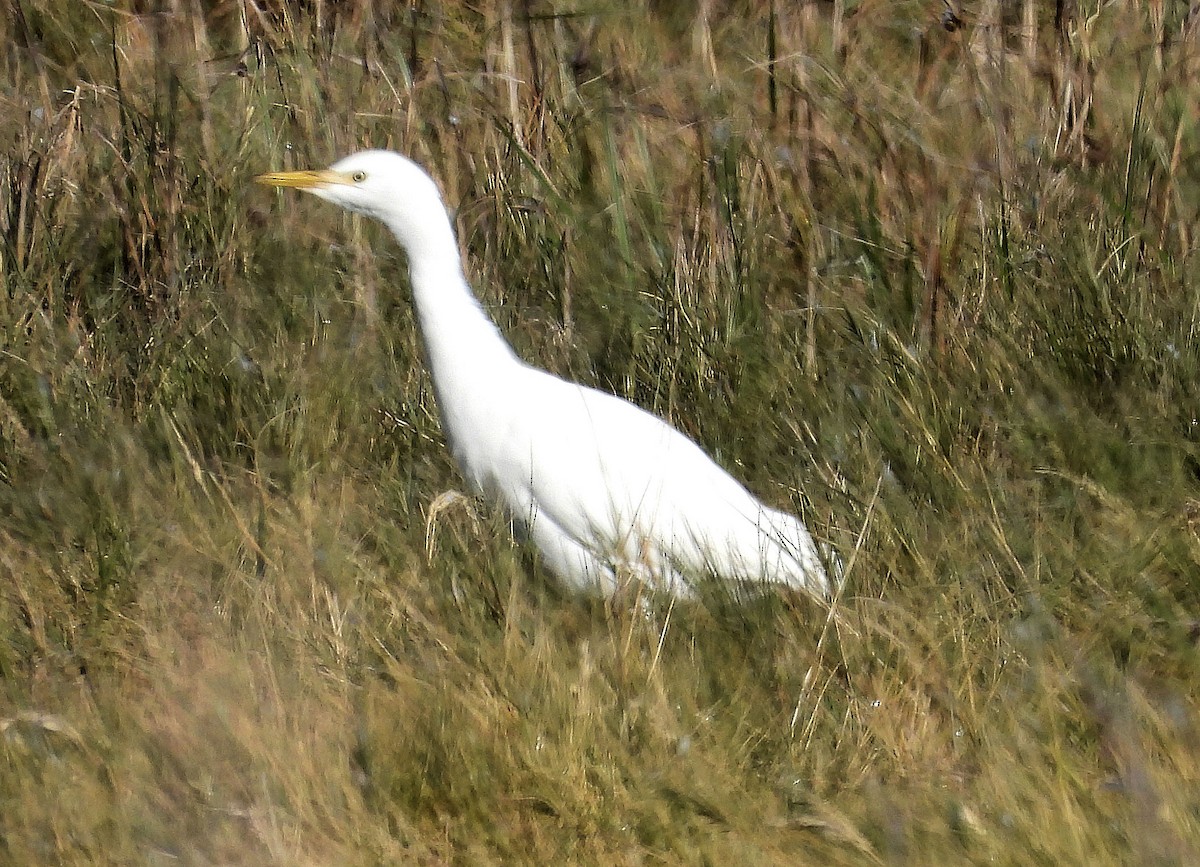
2, 0, 1199, 863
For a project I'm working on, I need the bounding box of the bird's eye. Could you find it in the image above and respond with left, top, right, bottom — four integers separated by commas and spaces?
351, 170, 367, 182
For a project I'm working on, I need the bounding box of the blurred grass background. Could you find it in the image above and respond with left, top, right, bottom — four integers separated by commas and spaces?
2, 0, 1200, 863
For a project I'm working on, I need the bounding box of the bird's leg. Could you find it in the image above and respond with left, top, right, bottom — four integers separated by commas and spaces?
605, 563, 645, 618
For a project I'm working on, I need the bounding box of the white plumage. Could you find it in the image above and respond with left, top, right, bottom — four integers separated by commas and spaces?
257, 150, 833, 600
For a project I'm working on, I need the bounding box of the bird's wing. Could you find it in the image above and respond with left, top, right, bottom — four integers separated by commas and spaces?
487, 367, 829, 595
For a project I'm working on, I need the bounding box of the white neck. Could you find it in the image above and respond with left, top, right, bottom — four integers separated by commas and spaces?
381, 210, 522, 462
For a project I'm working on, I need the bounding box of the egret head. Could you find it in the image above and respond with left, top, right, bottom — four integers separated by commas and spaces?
257, 150, 452, 257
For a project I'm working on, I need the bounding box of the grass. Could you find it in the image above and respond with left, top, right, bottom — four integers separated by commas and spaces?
2, 0, 1200, 863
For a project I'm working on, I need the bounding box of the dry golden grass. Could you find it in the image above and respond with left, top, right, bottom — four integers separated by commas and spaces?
2, 1, 1200, 863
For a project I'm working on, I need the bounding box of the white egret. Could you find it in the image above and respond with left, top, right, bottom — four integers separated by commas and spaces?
257, 150, 834, 600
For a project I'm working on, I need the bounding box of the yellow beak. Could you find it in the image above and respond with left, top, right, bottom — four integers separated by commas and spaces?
255, 168, 346, 190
